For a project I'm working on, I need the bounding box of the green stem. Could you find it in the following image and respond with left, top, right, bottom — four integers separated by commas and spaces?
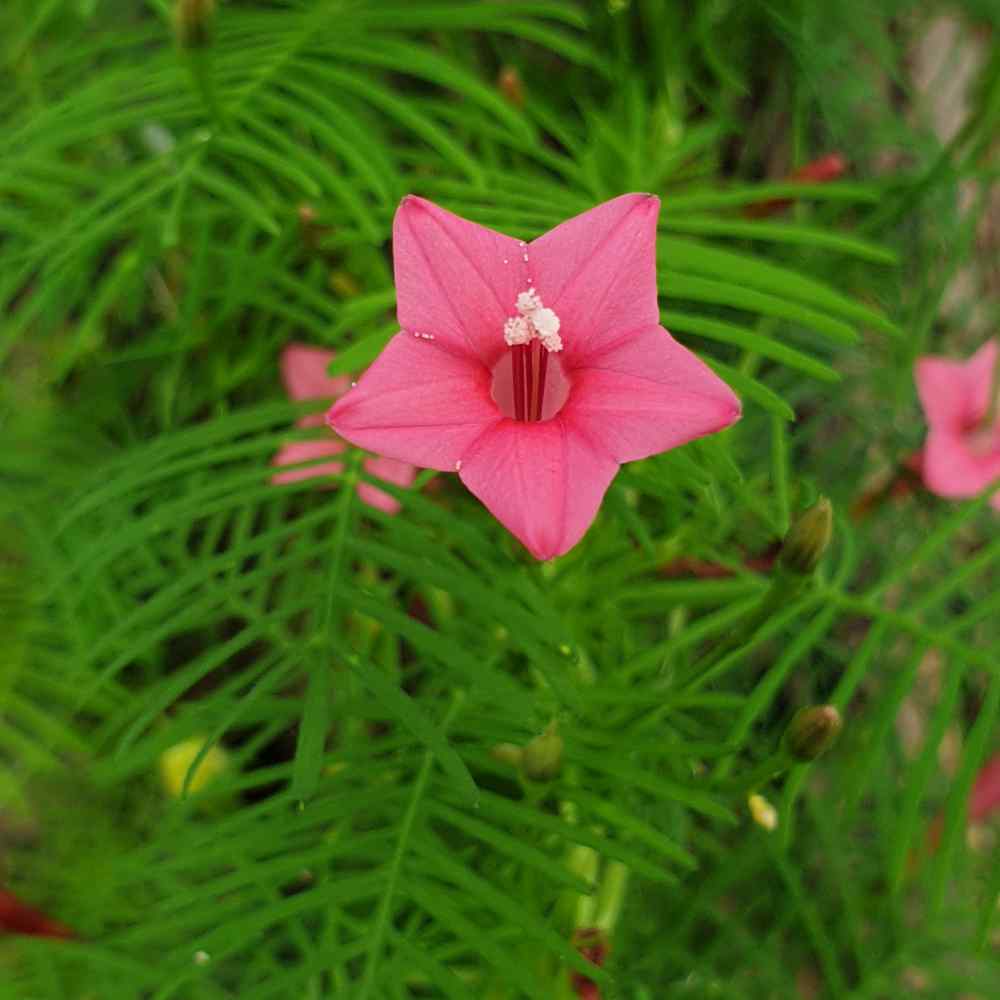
679, 570, 809, 688
735, 751, 790, 794
185, 49, 227, 132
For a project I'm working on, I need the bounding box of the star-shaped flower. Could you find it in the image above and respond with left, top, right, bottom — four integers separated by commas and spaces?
272, 343, 415, 514
328, 195, 741, 558
915, 340, 1000, 509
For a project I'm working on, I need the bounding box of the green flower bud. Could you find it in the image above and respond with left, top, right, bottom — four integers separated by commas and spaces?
521, 721, 563, 783
783, 705, 842, 762
779, 497, 833, 575
160, 736, 229, 797
489, 742, 524, 769
175, 0, 215, 50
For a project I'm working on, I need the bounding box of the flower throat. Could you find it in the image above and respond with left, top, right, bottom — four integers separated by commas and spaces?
493, 288, 568, 422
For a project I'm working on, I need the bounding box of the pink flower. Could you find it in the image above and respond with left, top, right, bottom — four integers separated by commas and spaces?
0, 888, 75, 940
745, 152, 848, 218
969, 750, 1000, 824
272, 344, 415, 514
327, 195, 741, 559
914, 340, 1000, 509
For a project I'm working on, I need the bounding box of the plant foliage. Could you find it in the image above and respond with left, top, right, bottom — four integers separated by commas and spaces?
2, 1, 999, 998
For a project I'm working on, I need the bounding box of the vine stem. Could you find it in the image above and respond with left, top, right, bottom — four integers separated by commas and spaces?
184, 48, 227, 132
357, 692, 465, 1000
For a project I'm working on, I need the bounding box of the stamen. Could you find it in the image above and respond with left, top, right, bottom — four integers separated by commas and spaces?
535, 346, 549, 421
501, 288, 563, 422
512, 344, 525, 421
525, 341, 535, 422
531, 306, 558, 336
504, 316, 531, 347
516, 288, 541, 315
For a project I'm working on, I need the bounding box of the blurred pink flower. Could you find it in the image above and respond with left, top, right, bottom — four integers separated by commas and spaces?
328, 194, 740, 559
924, 749, 1000, 858
272, 344, 415, 514
969, 750, 1000, 824
745, 152, 848, 218
0, 888, 74, 940
915, 340, 1000, 509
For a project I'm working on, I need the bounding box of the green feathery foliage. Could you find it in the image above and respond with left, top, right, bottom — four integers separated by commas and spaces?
1, 1, 999, 998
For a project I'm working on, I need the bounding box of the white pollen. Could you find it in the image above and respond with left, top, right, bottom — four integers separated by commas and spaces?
516, 288, 541, 315
503, 258, 508, 264
503, 289, 562, 350
518, 241, 526, 247
522, 253, 529, 262
531, 307, 560, 338
504, 316, 531, 346
350, 381, 357, 387
455, 460, 462, 471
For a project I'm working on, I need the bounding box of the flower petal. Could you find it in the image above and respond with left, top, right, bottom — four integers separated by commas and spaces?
528, 194, 660, 362
564, 325, 740, 463
327, 332, 501, 471
915, 341, 997, 431
970, 751, 1000, 823
281, 344, 349, 401
915, 357, 972, 430
922, 429, 1000, 499
393, 196, 528, 365
359, 456, 417, 515
966, 339, 999, 422
271, 439, 345, 485
458, 418, 618, 560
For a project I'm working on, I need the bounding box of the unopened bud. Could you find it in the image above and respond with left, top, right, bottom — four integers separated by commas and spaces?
329, 271, 361, 299
594, 861, 629, 933
783, 705, 842, 762
175, 0, 215, 50
748, 793, 778, 831
779, 497, 832, 575
521, 721, 563, 782
160, 736, 229, 797
490, 742, 524, 769
497, 66, 525, 109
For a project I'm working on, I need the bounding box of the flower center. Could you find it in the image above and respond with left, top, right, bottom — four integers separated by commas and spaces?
491, 288, 569, 422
